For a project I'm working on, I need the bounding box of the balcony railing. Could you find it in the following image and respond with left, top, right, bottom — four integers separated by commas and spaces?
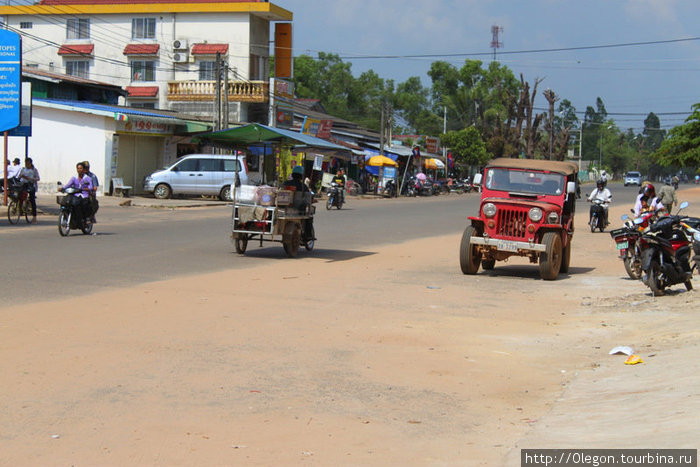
167, 80, 268, 103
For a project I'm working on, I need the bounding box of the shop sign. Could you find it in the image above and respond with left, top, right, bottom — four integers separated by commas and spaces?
425, 136, 440, 154
0, 29, 21, 132
123, 118, 172, 135
316, 119, 333, 139
276, 108, 294, 128
275, 78, 295, 99
301, 117, 321, 136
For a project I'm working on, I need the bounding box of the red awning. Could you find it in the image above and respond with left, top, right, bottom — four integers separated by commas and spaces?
57, 44, 94, 56
123, 44, 160, 55
126, 86, 159, 98
191, 43, 229, 55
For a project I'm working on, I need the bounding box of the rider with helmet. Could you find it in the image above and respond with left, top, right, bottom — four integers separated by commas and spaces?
634, 183, 664, 217
588, 178, 612, 226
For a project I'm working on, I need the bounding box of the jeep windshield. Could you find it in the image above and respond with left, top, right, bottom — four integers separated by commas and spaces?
484, 168, 565, 196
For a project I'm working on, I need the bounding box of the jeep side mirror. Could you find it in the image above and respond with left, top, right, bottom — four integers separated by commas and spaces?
679, 201, 689, 211
566, 181, 576, 194
472, 173, 482, 186
171, 166, 179, 172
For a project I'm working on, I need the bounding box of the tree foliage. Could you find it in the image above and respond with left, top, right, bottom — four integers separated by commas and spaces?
651, 103, 700, 168
441, 127, 490, 168
290, 52, 696, 174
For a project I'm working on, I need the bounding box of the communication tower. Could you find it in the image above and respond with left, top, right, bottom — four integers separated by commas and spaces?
490, 24, 503, 61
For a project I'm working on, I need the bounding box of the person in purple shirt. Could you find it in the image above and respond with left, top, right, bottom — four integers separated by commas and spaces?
60, 162, 94, 223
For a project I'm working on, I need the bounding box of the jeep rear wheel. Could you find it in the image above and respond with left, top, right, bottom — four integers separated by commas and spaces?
459, 226, 482, 275
539, 232, 562, 280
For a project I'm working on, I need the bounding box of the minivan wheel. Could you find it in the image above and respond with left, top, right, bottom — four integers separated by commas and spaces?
220, 185, 232, 201
154, 183, 172, 199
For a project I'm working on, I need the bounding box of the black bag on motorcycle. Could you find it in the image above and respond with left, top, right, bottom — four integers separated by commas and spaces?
60, 195, 82, 207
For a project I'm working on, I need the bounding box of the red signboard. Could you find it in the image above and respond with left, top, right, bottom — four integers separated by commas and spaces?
316, 119, 333, 139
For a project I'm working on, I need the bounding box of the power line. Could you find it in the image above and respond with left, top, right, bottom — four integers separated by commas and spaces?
331, 36, 700, 61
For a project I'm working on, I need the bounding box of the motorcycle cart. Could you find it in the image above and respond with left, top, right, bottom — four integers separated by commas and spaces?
231, 185, 316, 257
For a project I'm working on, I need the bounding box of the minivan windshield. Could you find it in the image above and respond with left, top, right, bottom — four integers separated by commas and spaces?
484, 168, 565, 195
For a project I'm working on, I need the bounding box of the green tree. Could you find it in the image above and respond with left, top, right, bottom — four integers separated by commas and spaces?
652, 103, 700, 168
441, 127, 490, 168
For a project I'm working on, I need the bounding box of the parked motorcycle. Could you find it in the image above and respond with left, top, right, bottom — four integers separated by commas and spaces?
384, 179, 397, 197
57, 186, 94, 236
326, 182, 344, 210
588, 198, 609, 232
610, 210, 658, 279
638, 201, 693, 296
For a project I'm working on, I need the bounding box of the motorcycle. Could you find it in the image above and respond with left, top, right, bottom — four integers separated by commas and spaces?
326, 182, 344, 210
57, 186, 94, 236
638, 201, 693, 296
384, 179, 397, 197
609, 210, 658, 279
588, 198, 609, 232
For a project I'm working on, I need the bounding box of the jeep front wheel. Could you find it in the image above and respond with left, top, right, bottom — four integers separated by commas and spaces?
459, 226, 482, 275
539, 232, 563, 280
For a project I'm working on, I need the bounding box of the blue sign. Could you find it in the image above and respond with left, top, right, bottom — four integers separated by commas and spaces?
0, 29, 22, 132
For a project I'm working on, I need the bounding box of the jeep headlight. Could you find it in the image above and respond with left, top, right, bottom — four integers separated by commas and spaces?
528, 207, 543, 222
547, 211, 559, 224
483, 202, 497, 218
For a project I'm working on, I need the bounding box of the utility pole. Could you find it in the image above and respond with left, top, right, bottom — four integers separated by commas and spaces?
214, 52, 221, 132
223, 59, 229, 130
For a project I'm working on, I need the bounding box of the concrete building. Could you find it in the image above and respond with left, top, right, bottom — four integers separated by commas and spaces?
0, 0, 292, 123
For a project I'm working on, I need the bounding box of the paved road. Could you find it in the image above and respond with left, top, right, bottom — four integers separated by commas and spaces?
0, 183, 643, 304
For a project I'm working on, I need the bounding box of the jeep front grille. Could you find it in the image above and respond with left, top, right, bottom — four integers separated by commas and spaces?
497, 208, 528, 239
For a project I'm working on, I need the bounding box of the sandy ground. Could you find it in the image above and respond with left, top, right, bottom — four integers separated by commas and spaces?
1, 187, 699, 467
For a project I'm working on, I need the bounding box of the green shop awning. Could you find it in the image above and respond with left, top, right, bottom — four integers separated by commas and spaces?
192, 123, 349, 152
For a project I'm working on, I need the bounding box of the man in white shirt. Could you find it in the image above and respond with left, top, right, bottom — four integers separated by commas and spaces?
7, 157, 22, 179
588, 179, 612, 226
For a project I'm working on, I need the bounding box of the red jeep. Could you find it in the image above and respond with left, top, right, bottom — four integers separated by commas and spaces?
460, 158, 579, 280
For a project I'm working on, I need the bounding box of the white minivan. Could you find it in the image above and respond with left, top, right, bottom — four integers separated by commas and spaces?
143, 154, 248, 200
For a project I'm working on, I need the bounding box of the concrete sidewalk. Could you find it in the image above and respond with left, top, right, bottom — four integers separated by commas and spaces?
35, 193, 228, 215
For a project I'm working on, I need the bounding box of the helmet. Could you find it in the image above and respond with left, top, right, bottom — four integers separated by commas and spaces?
643, 183, 655, 197
292, 165, 303, 175
596, 179, 604, 188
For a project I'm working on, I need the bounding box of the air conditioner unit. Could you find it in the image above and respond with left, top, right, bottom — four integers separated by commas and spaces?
172, 39, 188, 51
173, 52, 188, 63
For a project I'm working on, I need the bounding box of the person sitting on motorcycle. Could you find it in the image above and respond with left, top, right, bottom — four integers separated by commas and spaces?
587, 178, 612, 226
283, 165, 305, 192
331, 168, 346, 204
633, 183, 664, 217
59, 162, 94, 223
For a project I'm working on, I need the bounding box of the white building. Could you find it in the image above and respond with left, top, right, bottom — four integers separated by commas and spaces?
0, 0, 292, 123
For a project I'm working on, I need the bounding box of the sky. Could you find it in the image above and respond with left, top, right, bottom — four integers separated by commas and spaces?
273, 0, 700, 132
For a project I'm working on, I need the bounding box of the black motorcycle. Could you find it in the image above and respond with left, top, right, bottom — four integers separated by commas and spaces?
588, 198, 608, 232
384, 179, 397, 197
326, 182, 344, 210
638, 202, 693, 296
57, 186, 94, 236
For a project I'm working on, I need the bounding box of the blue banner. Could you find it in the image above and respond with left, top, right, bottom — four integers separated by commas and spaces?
0, 29, 21, 132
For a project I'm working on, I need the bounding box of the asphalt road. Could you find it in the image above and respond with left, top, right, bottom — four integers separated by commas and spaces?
0, 183, 643, 305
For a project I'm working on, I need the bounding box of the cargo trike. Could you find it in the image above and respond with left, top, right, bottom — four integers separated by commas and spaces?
231, 185, 315, 257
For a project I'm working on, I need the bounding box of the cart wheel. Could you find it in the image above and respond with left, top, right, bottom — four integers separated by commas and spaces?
283, 223, 301, 257
235, 234, 248, 254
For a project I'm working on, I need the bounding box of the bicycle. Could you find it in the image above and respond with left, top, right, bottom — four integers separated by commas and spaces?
7, 185, 32, 224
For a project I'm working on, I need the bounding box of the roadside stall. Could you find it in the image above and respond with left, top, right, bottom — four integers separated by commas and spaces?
365, 154, 399, 195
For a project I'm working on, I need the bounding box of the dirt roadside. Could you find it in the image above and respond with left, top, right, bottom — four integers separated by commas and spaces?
1, 187, 698, 467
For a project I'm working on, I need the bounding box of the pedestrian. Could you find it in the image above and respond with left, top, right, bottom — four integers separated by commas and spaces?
657, 179, 677, 212
83, 160, 99, 223
19, 157, 40, 224
7, 157, 22, 179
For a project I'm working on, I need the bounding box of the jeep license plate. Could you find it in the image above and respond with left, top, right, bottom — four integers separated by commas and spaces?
616, 241, 628, 250
497, 240, 519, 252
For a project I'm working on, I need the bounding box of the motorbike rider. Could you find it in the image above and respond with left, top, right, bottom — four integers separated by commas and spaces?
331, 168, 346, 204
599, 170, 608, 187
59, 162, 94, 223
633, 183, 664, 217
587, 178, 612, 226
283, 165, 305, 192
